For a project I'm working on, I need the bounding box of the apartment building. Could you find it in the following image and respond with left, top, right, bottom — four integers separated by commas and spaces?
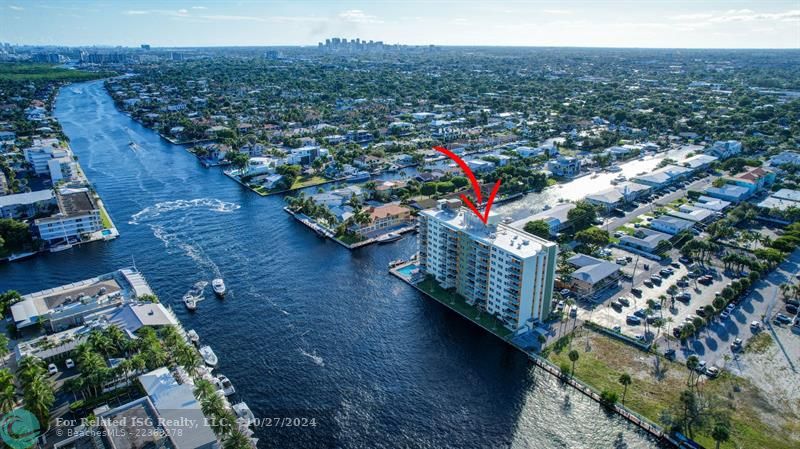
418, 199, 557, 332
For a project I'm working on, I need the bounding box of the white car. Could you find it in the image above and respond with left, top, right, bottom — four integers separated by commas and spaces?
47, 363, 58, 375
750, 321, 762, 331
65, 359, 75, 369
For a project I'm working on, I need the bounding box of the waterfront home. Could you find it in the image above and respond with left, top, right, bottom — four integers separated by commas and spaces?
467, 159, 495, 173
394, 154, 415, 166
262, 174, 285, 190
374, 180, 408, 195
240, 157, 279, 177
354, 154, 383, 169
618, 228, 672, 253
287, 145, 327, 165
510, 203, 575, 237
514, 145, 545, 158
34, 188, 103, 245
565, 254, 622, 297
706, 140, 742, 160
358, 203, 413, 234
0, 189, 56, 219
10, 268, 152, 332
704, 184, 751, 203
650, 216, 694, 235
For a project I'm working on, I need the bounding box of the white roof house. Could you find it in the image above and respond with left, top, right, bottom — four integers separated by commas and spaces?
650, 216, 694, 235
693, 195, 731, 212
669, 205, 716, 223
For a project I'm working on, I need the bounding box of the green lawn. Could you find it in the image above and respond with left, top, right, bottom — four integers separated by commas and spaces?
335, 233, 364, 245
99, 206, 113, 229
547, 329, 798, 449
291, 175, 328, 190
417, 278, 513, 339
0, 63, 113, 81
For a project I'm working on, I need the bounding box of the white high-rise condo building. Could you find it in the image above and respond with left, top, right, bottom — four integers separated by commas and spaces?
418, 199, 558, 333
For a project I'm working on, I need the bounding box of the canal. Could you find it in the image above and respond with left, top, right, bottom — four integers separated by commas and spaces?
0, 80, 661, 449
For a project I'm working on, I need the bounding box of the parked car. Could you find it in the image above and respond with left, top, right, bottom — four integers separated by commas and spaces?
731, 338, 743, 351
696, 360, 707, 373
616, 257, 628, 265
48, 364, 58, 375
665, 349, 676, 360
617, 297, 631, 306
677, 292, 691, 301
672, 325, 683, 337
679, 256, 692, 264
670, 262, 681, 269
786, 304, 798, 315
774, 314, 793, 325
631, 288, 642, 296
634, 308, 648, 318
612, 325, 622, 333
720, 310, 730, 320
677, 279, 689, 287
705, 366, 720, 378
626, 315, 642, 325
643, 263, 650, 270
569, 308, 578, 318
65, 359, 75, 369
750, 321, 762, 331
643, 280, 654, 288
696, 308, 708, 318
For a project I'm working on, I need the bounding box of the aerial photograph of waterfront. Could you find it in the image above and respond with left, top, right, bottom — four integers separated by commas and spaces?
0, 1, 798, 448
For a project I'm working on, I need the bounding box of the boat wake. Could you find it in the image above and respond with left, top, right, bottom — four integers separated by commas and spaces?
130, 198, 239, 275
129, 198, 240, 225
299, 348, 325, 367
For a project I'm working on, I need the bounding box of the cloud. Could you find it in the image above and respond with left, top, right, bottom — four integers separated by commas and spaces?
709, 9, 800, 23
191, 6, 208, 9
670, 13, 713, 21
542, 9, 571, 15
124, 10, 150, 15
177, 9, 189, 14
338, 9, 382, 24
8, 5, 23, 11
200, 14, 266, 22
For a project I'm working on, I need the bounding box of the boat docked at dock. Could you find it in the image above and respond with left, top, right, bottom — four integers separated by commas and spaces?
232, 402, 255, 426
346, 171, 371, 182
187, 329, 200, 345
215, 374, 236, 396
376, 232, 402, 244
199, 345, 218, 367
212, 278, 226, 297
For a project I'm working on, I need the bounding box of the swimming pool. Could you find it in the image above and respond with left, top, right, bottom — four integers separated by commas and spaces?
396, 263, 419, 279
102, 230, 112, 236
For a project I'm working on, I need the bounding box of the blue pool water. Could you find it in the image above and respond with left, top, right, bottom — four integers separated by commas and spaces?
396, 263, 419, 279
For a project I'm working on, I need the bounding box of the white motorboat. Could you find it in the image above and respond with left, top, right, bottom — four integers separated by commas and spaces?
216, 374, 235, 396
212, 278, 226, 297
376, 232, 402, 244
199, 345, 218, 367
187, 329, 200, 345
49, 243, 72, 253
232, 402, 255, 426
183, 294, 197, 311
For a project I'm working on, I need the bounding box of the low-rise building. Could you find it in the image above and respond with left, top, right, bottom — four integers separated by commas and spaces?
565, 254, 622, 297
693, 195, 731, 212
768, 150, 800, 168
650, 215, 694, 235
509, 203, 575, 236
618, 228, 672, 253
633, 165, 693, 190
359, 203, 413, 234
704, 184, 751, 203
680, 154, 718, 171
34, 189, 103, 244
727, 167, 775, 195
668, 205, 716, 223
23, 138, 69, 176
0, 189, 56, 219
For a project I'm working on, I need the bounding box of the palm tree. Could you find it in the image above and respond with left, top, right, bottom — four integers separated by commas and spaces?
175, 343, 201, 373
224, 429, 253, 449
0, 334, 9, 360
618, 373, 632, 405
568, 350, 579, 376
22, 375, 54, 430
0, 369, 16, 413
194, 379, 218, 401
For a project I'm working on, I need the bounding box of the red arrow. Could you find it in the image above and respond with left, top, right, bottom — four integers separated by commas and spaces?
433, 146, 502, 225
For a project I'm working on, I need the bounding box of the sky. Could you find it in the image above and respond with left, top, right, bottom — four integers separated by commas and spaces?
1, 0, 799, 49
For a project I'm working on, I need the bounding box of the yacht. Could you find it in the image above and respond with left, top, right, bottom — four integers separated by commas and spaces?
49, 243, 73, 253
199, 345, 218, 367
216, 374, 236, 396
232, 402, 255, 426
212, 278, 226, 297
187, 329, 200, 345
346, 171, 371, 183
182, 294, 197, 311
376, 232, 402, 244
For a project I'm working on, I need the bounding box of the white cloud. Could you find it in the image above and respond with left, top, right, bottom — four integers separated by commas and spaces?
177, 9, 189, 15
542, 9, 571, 15
191, 6, 208, 10
670, 13, 713, 21
8, 5, 23, 11
709, 9, 800, 23
338, 9, 382, 24
124, 10, 150, 15
200, 14, 266, 22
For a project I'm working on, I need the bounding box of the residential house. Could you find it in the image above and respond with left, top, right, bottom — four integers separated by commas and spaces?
359, 203, 413, 234
547, 156, 581, 177
680, 154, 718, 171
727, 167, 775, 196
618, 228, 672, 253
768, 151, 800, 168
633, 165, 693, 190
704, 184, 752, 203
667, 205, 716, 223
693, 195, 731, 212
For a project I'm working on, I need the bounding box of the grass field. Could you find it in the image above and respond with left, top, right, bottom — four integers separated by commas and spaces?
547, 329, 798, 449
99, 206, 113, 229
0, 63, 112, 81
291, 175, 328, 190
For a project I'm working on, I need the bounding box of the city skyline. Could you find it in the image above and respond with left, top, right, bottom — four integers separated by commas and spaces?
1, 0, 799, 49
